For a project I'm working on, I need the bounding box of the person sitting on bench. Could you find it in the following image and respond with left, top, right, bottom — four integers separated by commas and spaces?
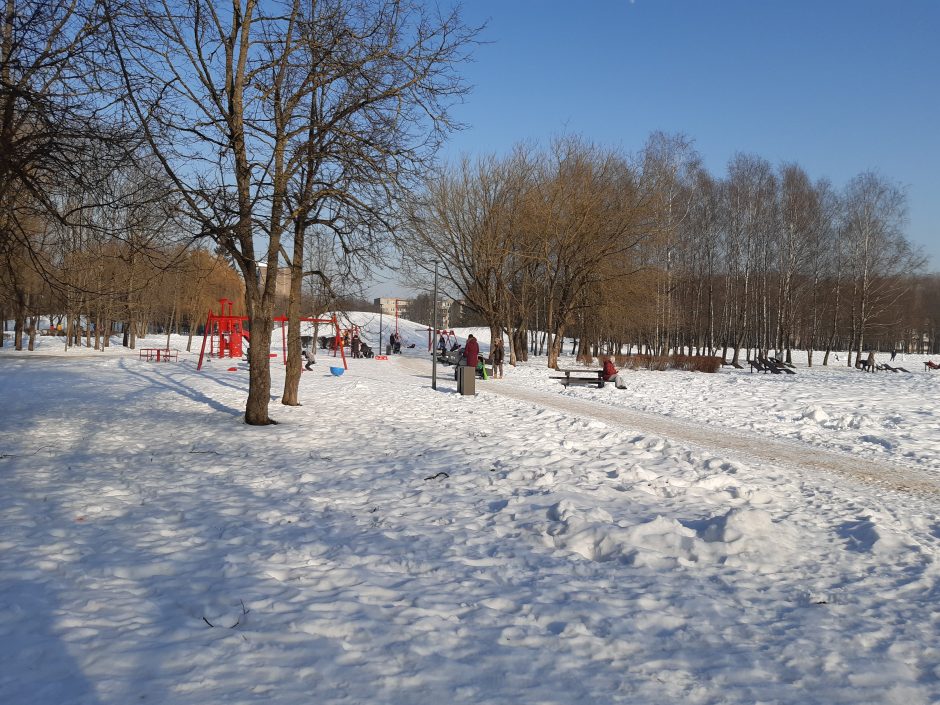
602, 358, 618, 382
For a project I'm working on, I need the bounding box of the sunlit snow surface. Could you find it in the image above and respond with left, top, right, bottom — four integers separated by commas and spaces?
1, 325, 939, 704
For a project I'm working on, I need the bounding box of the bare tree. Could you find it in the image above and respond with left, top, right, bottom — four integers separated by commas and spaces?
841, 172, 924, 364
107, 0, 475, 422
279, 0, 474, 404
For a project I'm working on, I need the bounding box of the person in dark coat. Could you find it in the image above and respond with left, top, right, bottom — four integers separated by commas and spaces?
351, 333, 361, 359
463, 334, 479, 370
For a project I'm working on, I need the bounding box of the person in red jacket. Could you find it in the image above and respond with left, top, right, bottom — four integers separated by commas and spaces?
463, 334, 479, 371
602, 358, 618, 382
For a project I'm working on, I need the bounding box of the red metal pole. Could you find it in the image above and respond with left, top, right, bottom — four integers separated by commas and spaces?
333, 316, 348, 369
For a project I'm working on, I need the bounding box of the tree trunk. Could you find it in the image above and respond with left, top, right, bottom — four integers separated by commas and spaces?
281, 219, 306, 407
27, 315, 38, 351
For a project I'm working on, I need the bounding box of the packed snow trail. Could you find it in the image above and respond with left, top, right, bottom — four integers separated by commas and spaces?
396, 355, 940, 497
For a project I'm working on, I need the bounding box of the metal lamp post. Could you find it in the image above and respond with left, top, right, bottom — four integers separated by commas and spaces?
431, 261, 438, 390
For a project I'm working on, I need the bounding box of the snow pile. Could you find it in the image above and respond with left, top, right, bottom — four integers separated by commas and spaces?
801, 404, 830, 423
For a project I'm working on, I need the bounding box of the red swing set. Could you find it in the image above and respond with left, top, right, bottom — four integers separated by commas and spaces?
196, 298, 347, 370
275, 315, 347, 369
428, 328, 458, 352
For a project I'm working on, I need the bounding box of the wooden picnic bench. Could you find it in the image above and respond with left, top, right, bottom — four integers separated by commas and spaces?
139, 348, 178, 362
551, 368, 606, 388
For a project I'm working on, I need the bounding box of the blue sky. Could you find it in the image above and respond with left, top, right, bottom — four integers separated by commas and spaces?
376, 0, 939, 297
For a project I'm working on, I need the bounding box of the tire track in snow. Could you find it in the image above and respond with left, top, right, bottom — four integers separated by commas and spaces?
396, 356, 940, 498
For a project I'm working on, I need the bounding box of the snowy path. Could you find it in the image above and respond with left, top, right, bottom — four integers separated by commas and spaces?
489, 378, 940, 496
397, 355, 940, 498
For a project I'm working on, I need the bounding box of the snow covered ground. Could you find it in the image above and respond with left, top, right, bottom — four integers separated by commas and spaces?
2, 321, 939, 704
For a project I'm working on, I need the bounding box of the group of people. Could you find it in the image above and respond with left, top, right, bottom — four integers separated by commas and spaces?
349, 331, 370, 359
302, 329, 375, 370
458, 333, 504, 379
389, 331, 403, 354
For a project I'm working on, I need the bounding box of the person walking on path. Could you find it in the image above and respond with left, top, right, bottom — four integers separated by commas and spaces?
490, 338, 504, 379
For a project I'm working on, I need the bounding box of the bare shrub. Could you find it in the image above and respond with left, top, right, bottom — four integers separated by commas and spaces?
614, 354, 720, 373
649, 355, 670, 371
621, 355, 647, 370
688, 356, 722, 373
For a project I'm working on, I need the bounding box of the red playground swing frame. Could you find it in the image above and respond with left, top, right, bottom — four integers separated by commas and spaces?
275, 315, 347, 370
196, 299, 347, 371
428, 328, 457, 352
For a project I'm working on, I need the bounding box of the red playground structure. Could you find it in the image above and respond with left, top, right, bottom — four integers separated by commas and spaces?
197, 298, 349, 371
275, 315, 347, 369
197, 299, 249, 370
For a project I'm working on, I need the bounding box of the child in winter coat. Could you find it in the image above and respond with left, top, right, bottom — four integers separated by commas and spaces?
303, 347, 316, 370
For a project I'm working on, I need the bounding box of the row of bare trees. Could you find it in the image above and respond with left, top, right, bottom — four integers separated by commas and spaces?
3, 0, 478, 424
1, 239, 243, 351
403, 134, 931, 367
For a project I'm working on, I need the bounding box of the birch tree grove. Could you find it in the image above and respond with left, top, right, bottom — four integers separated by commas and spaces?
405, 136, 931, 366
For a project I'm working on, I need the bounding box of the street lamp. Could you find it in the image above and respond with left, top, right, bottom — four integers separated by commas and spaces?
431, 261, 438, 390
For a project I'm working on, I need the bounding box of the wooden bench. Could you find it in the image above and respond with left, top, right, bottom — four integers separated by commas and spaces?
764, 357, 796, 374
749, 359, 777, 374
551, 368, 606, 388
